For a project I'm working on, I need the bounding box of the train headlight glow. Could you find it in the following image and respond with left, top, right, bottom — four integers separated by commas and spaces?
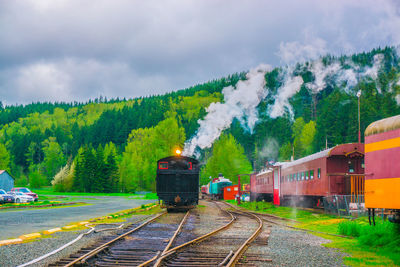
175, 149, 182, 155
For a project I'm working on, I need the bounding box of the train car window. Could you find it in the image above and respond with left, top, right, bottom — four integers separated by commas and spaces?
301, 172, 305, 180
361, 158, 365, 169
348, 161, 354, 173
159, 162, 168, 169
318, 168, 321, 178
310, 170, 314, 179
306, 171, 309, 180
297, 173, 300, 181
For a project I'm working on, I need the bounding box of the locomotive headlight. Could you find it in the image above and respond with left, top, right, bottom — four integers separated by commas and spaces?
175, 149, 182, 155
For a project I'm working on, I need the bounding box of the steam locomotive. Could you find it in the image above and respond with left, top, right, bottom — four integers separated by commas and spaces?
156, 152, 199, 212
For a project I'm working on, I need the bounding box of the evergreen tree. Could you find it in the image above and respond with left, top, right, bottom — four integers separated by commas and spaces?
200, 133, 253, 185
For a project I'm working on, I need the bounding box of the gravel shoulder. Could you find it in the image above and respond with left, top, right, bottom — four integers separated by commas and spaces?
246, 225, 348, 266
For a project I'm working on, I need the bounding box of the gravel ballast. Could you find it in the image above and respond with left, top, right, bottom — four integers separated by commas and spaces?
245, 224, 348, 266
0, 215, 150, 267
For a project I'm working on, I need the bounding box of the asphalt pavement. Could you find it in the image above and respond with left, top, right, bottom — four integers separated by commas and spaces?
0, 196, 154, 240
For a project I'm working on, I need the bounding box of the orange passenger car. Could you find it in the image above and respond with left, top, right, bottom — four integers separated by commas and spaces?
365, 115, 400, 223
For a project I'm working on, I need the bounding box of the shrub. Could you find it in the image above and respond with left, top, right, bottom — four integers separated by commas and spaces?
339, 220, 400, 265
29, 171, 47, 189
338, 220, 362, 237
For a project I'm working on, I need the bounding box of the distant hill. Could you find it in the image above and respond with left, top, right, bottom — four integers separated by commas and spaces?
1, 47, 399, 191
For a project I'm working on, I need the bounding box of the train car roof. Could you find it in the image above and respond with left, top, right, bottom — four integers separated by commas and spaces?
365, 114, 400, 136
279, 143, 363, 169
157, 155, 199, 163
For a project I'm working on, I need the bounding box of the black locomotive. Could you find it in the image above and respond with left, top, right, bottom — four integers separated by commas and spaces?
156, 155, 199, 211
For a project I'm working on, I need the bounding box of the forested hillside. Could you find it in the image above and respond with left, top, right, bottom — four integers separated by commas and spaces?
0, 47, 399, 192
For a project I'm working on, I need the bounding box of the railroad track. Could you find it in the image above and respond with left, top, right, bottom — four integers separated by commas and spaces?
49, 201, 270, 266
156, 201, 270, 267
226, 203, 353, 239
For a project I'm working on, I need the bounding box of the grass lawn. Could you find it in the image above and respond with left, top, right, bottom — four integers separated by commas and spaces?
33, 187, 158, 200
228, 200, 400, 266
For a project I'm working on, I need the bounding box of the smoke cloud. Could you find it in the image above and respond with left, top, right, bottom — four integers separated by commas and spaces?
184, 38, 387, 157
258, 138, 280, 160
183, 64, 272, 156
269, 74, 303, 119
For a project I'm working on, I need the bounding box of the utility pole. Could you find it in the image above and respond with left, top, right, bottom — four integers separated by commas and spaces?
357, 90, 362, 143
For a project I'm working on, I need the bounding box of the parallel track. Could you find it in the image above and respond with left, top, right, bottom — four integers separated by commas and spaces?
50, 201, 270, 266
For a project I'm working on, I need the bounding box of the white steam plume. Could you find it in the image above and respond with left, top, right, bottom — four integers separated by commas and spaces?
183, 64, 272, 156
305, 60, 341, 93
268, 53, 384, 120
259, 138, 280, 160
269, 74, 303, 119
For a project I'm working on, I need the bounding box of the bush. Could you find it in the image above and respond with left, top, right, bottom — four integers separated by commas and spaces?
338, 220, 362, 237
29, 171, 47, 189
14, 176, 28, 187
339, 220, 400, 265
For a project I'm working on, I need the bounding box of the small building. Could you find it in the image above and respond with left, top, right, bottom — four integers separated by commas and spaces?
0, 170, 14, 192
223, 185, 239, 200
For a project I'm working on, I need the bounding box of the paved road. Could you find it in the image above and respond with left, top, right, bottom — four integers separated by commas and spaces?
0, 196, 154, 239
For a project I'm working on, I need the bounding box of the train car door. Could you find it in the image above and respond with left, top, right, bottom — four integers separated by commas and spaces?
273, 167, 280, 205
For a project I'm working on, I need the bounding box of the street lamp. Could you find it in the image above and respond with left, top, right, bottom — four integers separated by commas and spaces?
357, 90, 362, 143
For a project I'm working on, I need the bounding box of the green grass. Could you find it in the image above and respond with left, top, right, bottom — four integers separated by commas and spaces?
338, 220, 400, 265
33, 187, 159, 199
229, 200, 399, 266
34, 188, 140, 197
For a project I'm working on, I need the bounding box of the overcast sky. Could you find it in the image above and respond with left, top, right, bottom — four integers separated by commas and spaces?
1, 0, 399, 105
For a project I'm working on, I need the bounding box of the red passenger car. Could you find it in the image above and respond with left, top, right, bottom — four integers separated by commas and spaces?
250, 168, 274, 202
251, 143, 364, 207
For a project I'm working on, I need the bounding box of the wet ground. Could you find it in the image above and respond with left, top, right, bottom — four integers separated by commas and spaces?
0, 195, 153, 239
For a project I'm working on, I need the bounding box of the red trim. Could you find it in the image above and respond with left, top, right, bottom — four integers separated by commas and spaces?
159, 162, 168, 169
188, 162, 192, 170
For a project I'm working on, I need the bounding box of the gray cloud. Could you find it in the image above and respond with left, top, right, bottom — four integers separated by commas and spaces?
0, 0, 399, 105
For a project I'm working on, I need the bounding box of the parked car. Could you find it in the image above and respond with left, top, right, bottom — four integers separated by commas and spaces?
0, 189, 15, 204
10, 187, 38, 201
8, 192, 34, 203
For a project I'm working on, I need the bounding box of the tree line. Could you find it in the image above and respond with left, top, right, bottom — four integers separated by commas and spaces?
0, 47, 399, 191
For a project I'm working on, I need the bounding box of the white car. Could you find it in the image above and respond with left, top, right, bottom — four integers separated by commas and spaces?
8, 192, 34, 203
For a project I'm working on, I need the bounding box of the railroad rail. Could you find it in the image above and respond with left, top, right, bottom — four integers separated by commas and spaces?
61, 212, 167, 266
50, 201, 270, 266
155, 201, 268, 266
226, 202, 353, 239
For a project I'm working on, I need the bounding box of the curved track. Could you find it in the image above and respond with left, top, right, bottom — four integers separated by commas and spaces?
156, 201, 267, 267
49, 201, 269, 266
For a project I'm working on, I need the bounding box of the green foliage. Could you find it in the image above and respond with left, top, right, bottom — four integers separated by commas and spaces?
72, 144, 118, 193
0, 143, 11, 171
200, 133, 253, 185
29, 170, 47, 188
338, 220, 362, 237
1, 46, 400, 192
42, 137, 66, 183
119, 115, 186, 192
14, 175, 28, 187
278, 142, 292, 161
52, 161, 75, 192
339, 220, 400, 265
